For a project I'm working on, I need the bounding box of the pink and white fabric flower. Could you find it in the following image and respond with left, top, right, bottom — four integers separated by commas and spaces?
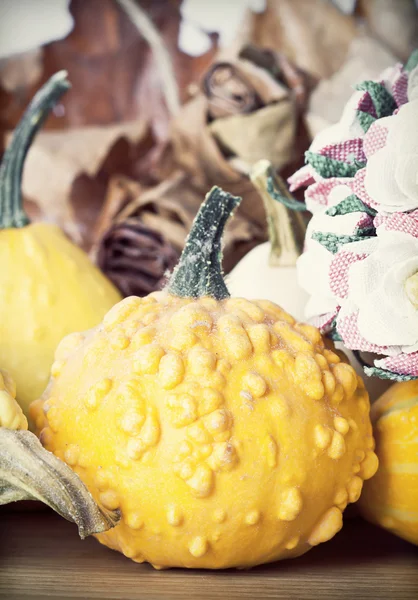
288, 51, 418, 380
334, 219, 418, 378
354, 97, 418, 213
297, 183, 373, 325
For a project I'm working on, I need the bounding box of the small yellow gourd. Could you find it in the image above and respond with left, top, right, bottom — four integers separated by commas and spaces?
359, 381, 418, 545
31, 187, 378, 569
0, 72, 121, 423
0, 367, 119, 536
0, 368, 28, 431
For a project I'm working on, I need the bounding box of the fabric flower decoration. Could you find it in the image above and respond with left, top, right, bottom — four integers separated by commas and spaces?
283, 49, 418, 381
297, 183, 374, 326
289, 58, 413, 210
354, 98, 418, 213
335, 215, 418, 379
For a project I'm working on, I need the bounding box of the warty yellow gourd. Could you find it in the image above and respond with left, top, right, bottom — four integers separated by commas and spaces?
0, 72, 121, 424
31, 186, 378, 569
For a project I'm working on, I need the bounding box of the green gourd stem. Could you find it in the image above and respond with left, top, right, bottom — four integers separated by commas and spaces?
0, 71, 70, 230
250, 160, 307, 267
168, 186, 241, 299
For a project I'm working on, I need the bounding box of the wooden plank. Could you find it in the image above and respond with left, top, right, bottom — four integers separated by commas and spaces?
0, 508, 417, 600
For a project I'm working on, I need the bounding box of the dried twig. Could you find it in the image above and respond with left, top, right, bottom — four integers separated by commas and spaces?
116, 0, 180, 116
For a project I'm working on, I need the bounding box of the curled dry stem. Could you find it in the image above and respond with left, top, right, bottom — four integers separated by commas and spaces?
0, 428, 119, 539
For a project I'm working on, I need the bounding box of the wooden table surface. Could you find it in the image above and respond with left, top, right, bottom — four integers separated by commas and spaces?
1, 508, 417, 600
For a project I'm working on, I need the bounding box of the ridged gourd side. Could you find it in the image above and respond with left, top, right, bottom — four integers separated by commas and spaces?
359, 380, 418, 545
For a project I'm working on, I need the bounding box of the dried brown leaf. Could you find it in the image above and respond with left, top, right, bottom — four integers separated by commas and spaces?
209, 100, 296, 169
169, 47, 308, 229
15, 120, 154, 246
0, 0, 182, 133
357, 0, 418, 62
241, 0, 358, 79
0, 49, 43, 94
203, 56, 289, 119
0, 0, 218, 250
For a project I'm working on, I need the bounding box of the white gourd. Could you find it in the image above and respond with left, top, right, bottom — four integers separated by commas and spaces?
227, 242, 308, 322
228, 160, 308, 322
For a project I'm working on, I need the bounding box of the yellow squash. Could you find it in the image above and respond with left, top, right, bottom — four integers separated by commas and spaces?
0, 72, 121, 422
0, 368, 27, 431
0, 367, 119, 536
359, 381, 418, 545
31, 187, 378, 569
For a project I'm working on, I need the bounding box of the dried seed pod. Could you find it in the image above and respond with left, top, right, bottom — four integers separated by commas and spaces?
97, 218, 179, 297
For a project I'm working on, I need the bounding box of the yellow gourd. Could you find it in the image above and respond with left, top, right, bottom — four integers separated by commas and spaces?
0, 366, 119, 536
0, 72, 121, 423
359, 381, 418, 545
31, 187, 378, 569
0, 368, 28, 431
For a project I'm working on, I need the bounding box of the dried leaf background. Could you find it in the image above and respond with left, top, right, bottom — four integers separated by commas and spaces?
0, 0, 214, 244
0, 0, 416, 268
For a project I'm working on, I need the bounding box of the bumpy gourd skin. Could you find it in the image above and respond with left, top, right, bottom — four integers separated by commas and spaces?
359, 381, 418, 545
0, 222, 121, 422
0, 368, 27, 430
31, 293, 378, 569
